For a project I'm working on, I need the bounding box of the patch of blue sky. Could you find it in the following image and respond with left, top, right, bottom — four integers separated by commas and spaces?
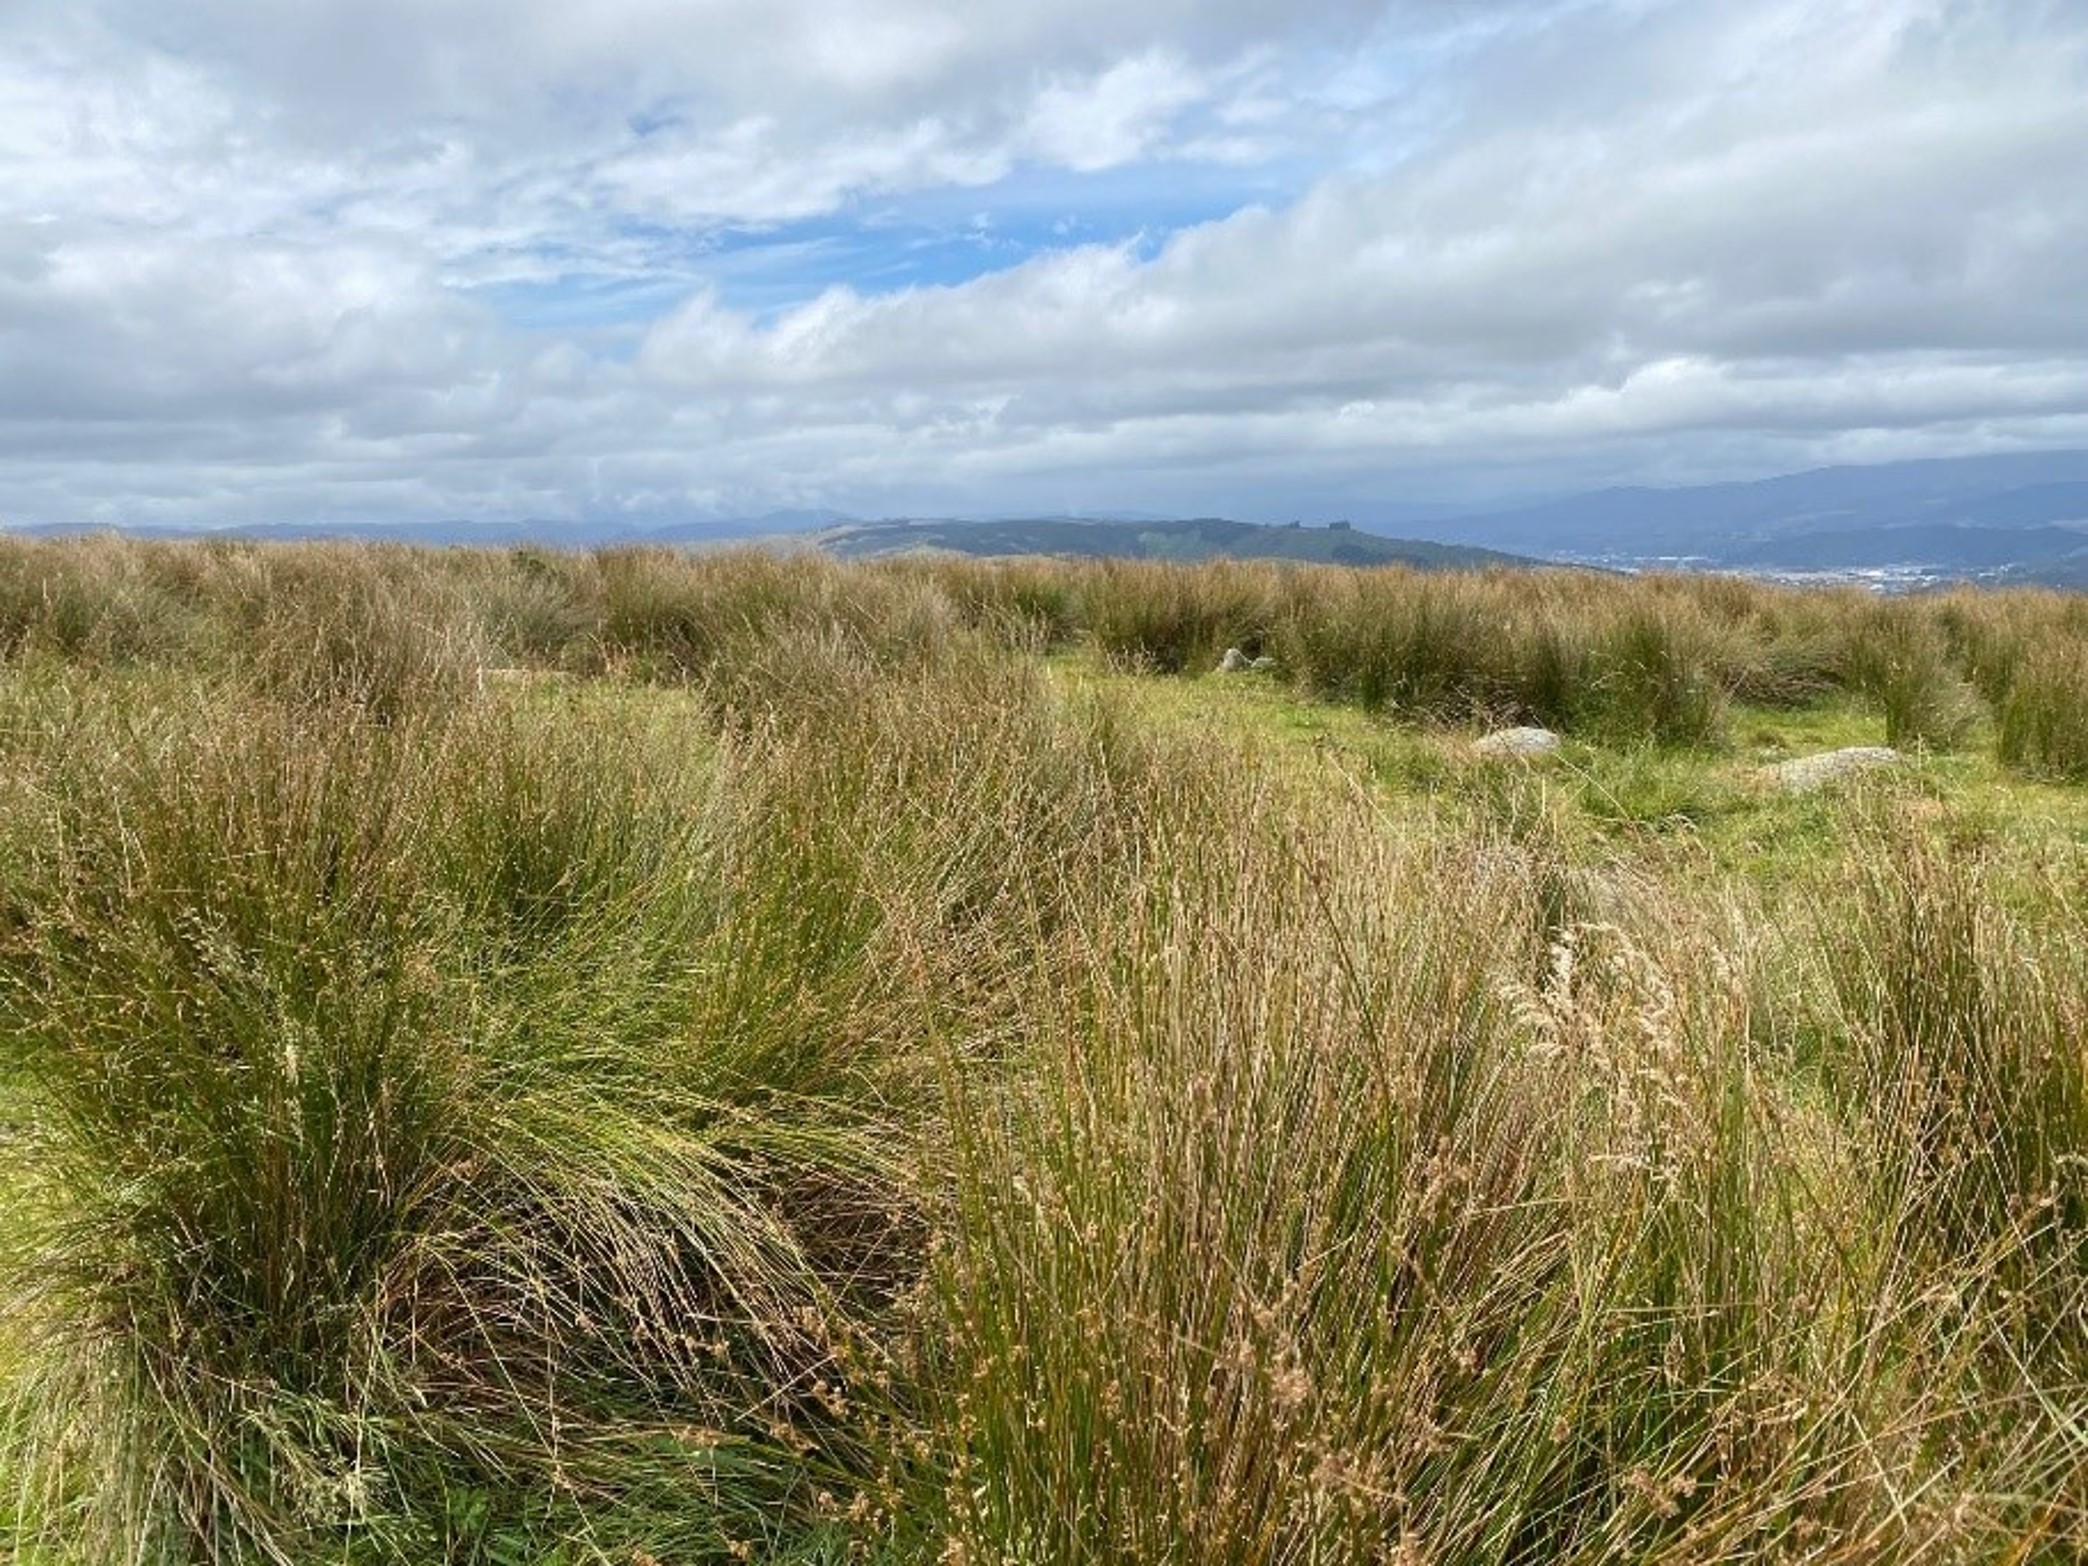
708, 156, 1314, 311
467, 155, 1316, 337
470, 270, 696, 335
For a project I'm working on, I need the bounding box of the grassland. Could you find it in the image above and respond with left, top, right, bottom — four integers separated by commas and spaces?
1, 535, 2085, 1563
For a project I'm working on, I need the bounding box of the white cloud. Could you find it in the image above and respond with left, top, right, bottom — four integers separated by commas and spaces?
1, 0, 2085, 525
1023, 51, 1212, 173
637, 3, 2088, 435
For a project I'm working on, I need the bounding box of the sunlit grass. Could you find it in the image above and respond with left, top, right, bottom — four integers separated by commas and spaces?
1, 540, 2085, 1562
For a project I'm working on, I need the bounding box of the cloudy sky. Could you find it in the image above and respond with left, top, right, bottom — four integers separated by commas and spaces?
3, 0, 2085, 528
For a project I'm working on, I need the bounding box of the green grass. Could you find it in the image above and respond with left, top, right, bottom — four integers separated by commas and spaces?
1998, 643, 2088, 782
2, 542, 2086, 1562
1056, 664, 2088, 885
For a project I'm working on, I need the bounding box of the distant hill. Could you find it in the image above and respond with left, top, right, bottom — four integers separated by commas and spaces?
1415, 451, 2088, 567
2, 511, 1537, 573
1726, 522, 2088, 573
15, 449, 2088, 581
5, 511, 850, 550
819, 516, 1534, 569
1998, 553, 2088, 590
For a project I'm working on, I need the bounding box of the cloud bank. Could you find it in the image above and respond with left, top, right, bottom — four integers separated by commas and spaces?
2, 0, 2083, 526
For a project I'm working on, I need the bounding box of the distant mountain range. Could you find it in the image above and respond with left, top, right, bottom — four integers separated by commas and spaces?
5, 511, 851, 551
1408, 450, 2088, 584
3, 511, 1534, 572
10, 450, 2088, 584
820, 516, 1529, 570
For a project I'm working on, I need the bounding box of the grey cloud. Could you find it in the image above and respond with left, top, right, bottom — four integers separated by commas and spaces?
638, 1, 2088, 401
82, 0, 1388, 161
3, 0, 2087, 526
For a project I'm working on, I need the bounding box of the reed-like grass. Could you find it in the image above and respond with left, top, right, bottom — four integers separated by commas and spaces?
1077, 558, 1273, 673
1573, 600, 1729, 746
1996, 643, 2088, 781
0, 678, 923, 1561
1, 537, 2085, 1562
1840, 598, 1978, 751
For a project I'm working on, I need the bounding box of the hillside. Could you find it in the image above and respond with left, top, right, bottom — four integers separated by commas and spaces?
819, 514, 1534, 568
18, 450, 2088, 582
1725, 521, 2088, 573
1411, 449, 2088, 569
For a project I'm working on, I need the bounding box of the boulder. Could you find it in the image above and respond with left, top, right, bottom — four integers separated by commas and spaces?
1216, 647, 1253, 673
1472, 726, 1562, 759
1765, 746, 1901, 793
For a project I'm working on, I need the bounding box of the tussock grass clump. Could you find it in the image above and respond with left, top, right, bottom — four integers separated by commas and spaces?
594, 546, 802, 677
0, 533, 202, 666
930, 825, 1560, 1563
1996, 642, 2088, 781
1077, 558, 1274, 673
1932, 586, 2088, 702
1269, 568, 1506, 718
923, 788, 1981, 1562
0, 687, 919, 1562
596, 547, 959, 687
214, 543, 492, 721
0, 620, 1193, 1562
1574, 599, 1728, 747
1812, 823, 2088, 1537
1841, 598, 1977, 750
1675, 573, 1846, 707
914, 556, 1082, 652
474, 544, 605, 667
1825, 829, 2088, 1274
3, 537, 2087, 1562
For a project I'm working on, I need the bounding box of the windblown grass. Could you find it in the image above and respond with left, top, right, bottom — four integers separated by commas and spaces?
0, 676, 919, 1561
1841, 598, 1978, 751
1996, 643, 2088, 781
0, 538, 2084, 1562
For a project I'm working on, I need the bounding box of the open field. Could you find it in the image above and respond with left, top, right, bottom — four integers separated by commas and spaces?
2, 536, 2086, 1563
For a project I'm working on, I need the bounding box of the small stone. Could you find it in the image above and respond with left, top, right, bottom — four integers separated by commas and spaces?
1472, 726, 1561, 758
1249, 656, 1278, 671
1765, 746, 1901, 793
1216, 647, 1253, 673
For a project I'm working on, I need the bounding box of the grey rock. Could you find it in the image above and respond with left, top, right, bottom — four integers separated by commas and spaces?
1250, 655, 1279, 672
1765, 746, 1901, 793
1472, 726, 1562, 759
1216, 646, 1253, 673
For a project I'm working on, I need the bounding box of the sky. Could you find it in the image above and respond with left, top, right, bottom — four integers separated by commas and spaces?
2, 0, 2085, 529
